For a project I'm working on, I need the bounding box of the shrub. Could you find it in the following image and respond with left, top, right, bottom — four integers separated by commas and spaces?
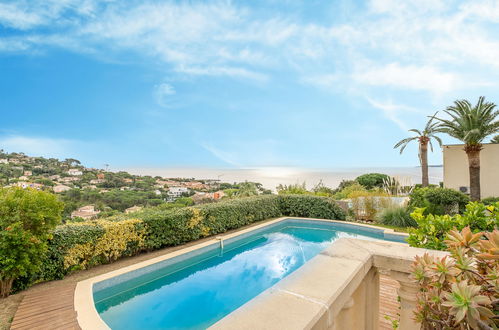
378, 206, 417, 227
276, 182, 309, 195
13, 194, 344, 290
0, 187, 63, 297
355, 173, 389, 190
482, 196, 499, 205
333, 182, 366, 200
277, 194, 345, 219
412, 227, 499, 329
409, 187, 470, 215
407, 202, 499, 250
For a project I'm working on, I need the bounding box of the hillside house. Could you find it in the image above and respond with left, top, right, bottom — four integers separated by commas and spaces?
15, 182, 43, 189
67, 169, 83, 176
168, 186, 189, 200
71, 205, 100, 220
53, 184, 71, 193
60, 176, 79, 183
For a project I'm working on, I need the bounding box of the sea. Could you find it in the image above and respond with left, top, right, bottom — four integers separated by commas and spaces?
123, 166, 443, 191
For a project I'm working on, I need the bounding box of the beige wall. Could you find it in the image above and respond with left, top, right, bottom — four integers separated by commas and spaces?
443, 143, 499, 198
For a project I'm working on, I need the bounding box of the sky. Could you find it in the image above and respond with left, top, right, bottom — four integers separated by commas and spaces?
1, 0, 499, 171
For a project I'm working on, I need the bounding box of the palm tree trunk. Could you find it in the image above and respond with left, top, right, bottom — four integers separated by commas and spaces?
465, 145, 482, 201
420, 141, 429, 187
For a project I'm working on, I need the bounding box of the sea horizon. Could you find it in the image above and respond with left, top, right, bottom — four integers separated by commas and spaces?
122, 166, 444, 191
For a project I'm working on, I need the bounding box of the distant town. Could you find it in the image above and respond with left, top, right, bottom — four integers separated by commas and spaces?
0, 150, 270, 221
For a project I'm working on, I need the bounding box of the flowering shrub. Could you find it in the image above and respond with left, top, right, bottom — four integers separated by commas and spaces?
412, 227, 499, 329
63, 219, 145, 271
408, 202, 499, 250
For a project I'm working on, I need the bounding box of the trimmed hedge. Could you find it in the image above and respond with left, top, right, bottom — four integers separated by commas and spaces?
408, 187, 469, 215
14, 195, 344, 291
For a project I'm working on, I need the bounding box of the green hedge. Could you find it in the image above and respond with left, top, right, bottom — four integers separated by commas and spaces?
14, 195, 344, 291
408, 187, 469, 215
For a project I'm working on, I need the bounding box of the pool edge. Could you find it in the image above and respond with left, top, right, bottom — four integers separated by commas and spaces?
74, 217, 408, 329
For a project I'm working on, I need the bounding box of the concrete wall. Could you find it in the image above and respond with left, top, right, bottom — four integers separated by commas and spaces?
443, 143, 499, 198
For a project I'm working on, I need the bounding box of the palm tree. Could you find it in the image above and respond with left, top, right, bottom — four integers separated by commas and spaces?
394, 113, 442, 187
436, 96, 499, 201
491, 135, 499, 144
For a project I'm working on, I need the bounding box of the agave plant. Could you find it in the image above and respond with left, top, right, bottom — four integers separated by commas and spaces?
412, 228, 499, 329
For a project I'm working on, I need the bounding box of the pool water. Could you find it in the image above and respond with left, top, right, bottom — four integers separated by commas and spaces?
93, 219, 405, 329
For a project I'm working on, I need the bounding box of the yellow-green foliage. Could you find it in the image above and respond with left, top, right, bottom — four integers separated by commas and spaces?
348, 190, 392, 220
187, 208, 210, 237
16, 195, 345, 292
64, 219, 144, 270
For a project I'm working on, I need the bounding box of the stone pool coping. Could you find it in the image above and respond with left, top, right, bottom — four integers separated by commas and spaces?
74, 217, 409, 330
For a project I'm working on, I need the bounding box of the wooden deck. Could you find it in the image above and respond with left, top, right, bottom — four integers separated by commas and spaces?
10, 284, 80, 330
10, 275, 400, 330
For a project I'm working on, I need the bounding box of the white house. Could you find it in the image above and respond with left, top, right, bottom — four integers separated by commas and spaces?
67, 169, 83, 176
53, 184, 71, 193
71, 205, 100, 220
167, 186, 189, 200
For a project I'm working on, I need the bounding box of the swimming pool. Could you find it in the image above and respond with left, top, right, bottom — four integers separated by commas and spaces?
91, 219, 406, 329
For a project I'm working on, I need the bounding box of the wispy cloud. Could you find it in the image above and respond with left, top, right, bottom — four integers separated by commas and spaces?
366, 97, 425, 131
0, 135, 82, 158
2, 0, 499, 127
353, 63, 458, 94
153, 83, 176, 108
201, 142, 242, 167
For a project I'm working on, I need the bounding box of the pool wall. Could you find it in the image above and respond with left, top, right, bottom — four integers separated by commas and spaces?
74, 217, 408, 330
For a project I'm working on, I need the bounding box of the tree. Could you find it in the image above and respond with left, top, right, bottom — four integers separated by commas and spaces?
394, 113, 442, 187
491, 135, 499, 143
355, 173, 389, 189
436, 97, 499, 201
0, 187, 63, 297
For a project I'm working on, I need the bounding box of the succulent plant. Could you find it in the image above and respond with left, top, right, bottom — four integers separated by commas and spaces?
412, 227, 499, 329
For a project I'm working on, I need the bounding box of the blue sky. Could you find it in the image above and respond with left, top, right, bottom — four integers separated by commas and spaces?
1, 0, 499, 170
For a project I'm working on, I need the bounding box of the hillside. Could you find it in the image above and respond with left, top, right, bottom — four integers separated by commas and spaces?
0, 150, 267, 221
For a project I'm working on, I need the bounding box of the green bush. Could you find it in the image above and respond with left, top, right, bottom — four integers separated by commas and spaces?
378, 206, 417, 227
13, 194, 344, 291
482, 196, 499, 205
277, 194, 345, 219
355, 173, 389, 190
0, 187, 63, 297
407, 202, 499, 250
408, 187, 469, 215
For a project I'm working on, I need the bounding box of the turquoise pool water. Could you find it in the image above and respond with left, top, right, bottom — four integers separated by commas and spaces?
93, 219, 405, 329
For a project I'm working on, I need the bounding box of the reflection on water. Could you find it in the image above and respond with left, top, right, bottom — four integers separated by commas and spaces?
96, 226, 375, 330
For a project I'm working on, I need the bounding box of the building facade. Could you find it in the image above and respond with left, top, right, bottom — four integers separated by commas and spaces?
443, 143, 499, 198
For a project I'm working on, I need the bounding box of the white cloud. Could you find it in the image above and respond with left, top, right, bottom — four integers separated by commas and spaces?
0, 2, 45, 30
153, 83, 175, 108
353, 63, 458, 94
176, 65, 268, 82
201, 142, 242, 167
0, 135, 80, 158
2, 0, 499, 96
366, 98, 424, 131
